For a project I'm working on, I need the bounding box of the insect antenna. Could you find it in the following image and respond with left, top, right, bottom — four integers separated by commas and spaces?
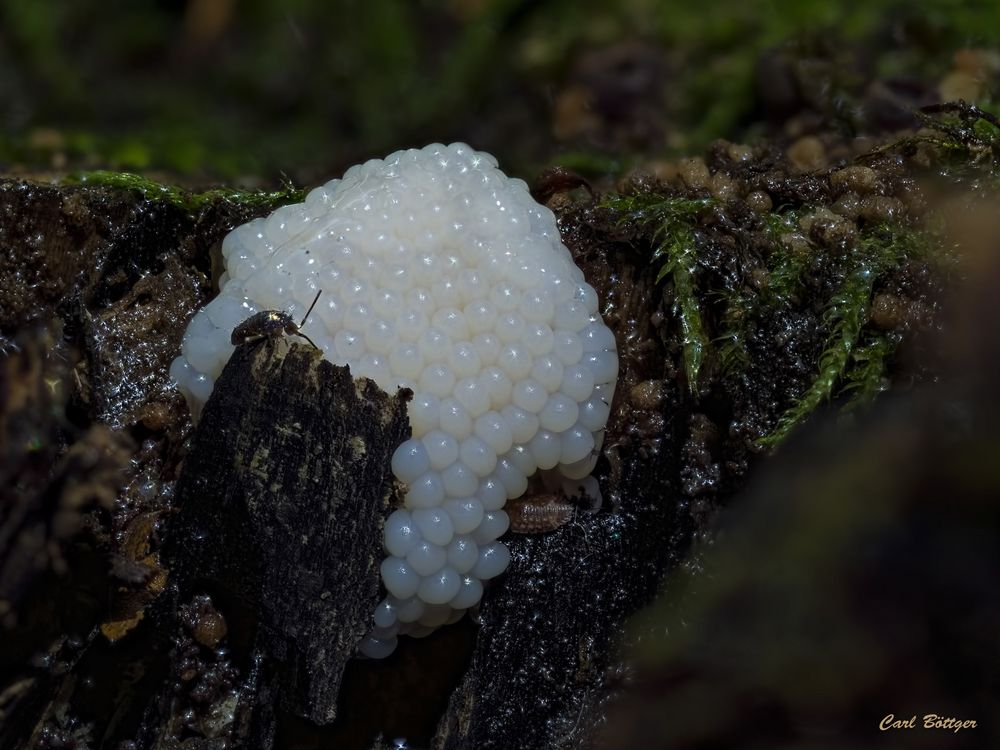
297, 290, 322, 349
300, 290, 322, 328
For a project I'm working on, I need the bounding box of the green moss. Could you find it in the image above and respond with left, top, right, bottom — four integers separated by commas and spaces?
712, 208, 811, 377
61, 171, 305, 217
603, 193, 715, 393
840, 332, 901, 411
758, 260, 875, 447
763, 218, 814, 303
758, 223, 940, 446
860, 101, 1000, 171
716, 293, 752, 375
918, 102, 1000, 165
602, 172, 952, 443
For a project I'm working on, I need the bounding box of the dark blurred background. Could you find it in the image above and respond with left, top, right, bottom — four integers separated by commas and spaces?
2, 0, 999, 184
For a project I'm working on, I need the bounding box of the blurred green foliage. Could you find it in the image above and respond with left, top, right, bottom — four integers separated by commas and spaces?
2, 0, 1000, 181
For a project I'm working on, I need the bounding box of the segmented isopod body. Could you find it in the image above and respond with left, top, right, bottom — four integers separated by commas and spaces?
506, 493, 577, 534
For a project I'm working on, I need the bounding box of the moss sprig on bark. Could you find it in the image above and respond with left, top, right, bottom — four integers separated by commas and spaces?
602, 193, 715, 393
62, 171, 305, 218
602, 176, 950, 449
759, 222, 943, 445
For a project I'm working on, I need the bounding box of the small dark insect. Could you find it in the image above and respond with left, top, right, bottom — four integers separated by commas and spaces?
231, 290, 322, 349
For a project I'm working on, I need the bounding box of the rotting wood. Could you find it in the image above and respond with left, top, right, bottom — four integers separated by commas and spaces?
164, 337, 410, 728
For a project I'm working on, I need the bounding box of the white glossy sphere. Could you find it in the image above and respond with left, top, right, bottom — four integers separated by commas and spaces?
441, 461, 478, 498
359, 635, 397, 659
582, 350, 618, 384
539, 394, 579, 433
446, 536, 479, 573
512, 379, 547, 413
501, 405, 539, 445
531, 356, 564, 393
393, 595, 425, 623
474, 510, 510, 543
494, 457, 529, 499
412, 507, 454, 546
559, 424, 596, 465
384, 509, 421, 557
578, 396, 612, 432
409, 393, 440, 434
480, 367, 513, 410
472, 542, 511, 579
529, 430, 562, 470
443, 497, 485, 534
391, 439, 430, 483
454, 376, 491, 416
439, 398, 473, 439
459, 436, 498, 477
562, 364, 595, 401
418, 567, 462, 604
406, 540, 447, 576
422, 429, 459, 470
505, 444, 537, 477
404, 472, 445, 509
381, 557, 420, 599
450, 576, 484, 609
373, 598, 397, 629
478, 477, 508, 511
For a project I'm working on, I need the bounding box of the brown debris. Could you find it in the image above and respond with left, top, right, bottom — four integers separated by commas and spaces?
99, 511, 167, 642
0, 325, 133, 627
182, 596, 228, 650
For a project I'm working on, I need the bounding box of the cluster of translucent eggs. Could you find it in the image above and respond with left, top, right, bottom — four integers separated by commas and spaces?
170, 143, 618, 658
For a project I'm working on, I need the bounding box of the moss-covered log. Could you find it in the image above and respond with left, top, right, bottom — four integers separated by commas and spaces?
0, 98, 992, 748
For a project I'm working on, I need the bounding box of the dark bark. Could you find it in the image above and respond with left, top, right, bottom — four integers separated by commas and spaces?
164, 338, 411, 727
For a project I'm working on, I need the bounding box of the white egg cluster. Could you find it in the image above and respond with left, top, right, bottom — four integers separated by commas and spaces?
170, 143, 618, 658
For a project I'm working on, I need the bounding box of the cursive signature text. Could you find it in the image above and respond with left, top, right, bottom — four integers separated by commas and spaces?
879, 714, 977, 733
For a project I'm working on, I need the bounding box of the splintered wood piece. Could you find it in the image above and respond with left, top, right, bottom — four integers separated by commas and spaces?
167, 338, 410, 725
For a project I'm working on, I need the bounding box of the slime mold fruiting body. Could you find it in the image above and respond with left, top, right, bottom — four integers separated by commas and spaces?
170, 143, 618, 657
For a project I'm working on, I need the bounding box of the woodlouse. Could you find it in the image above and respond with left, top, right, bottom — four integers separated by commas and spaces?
507, 492, 578, 534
